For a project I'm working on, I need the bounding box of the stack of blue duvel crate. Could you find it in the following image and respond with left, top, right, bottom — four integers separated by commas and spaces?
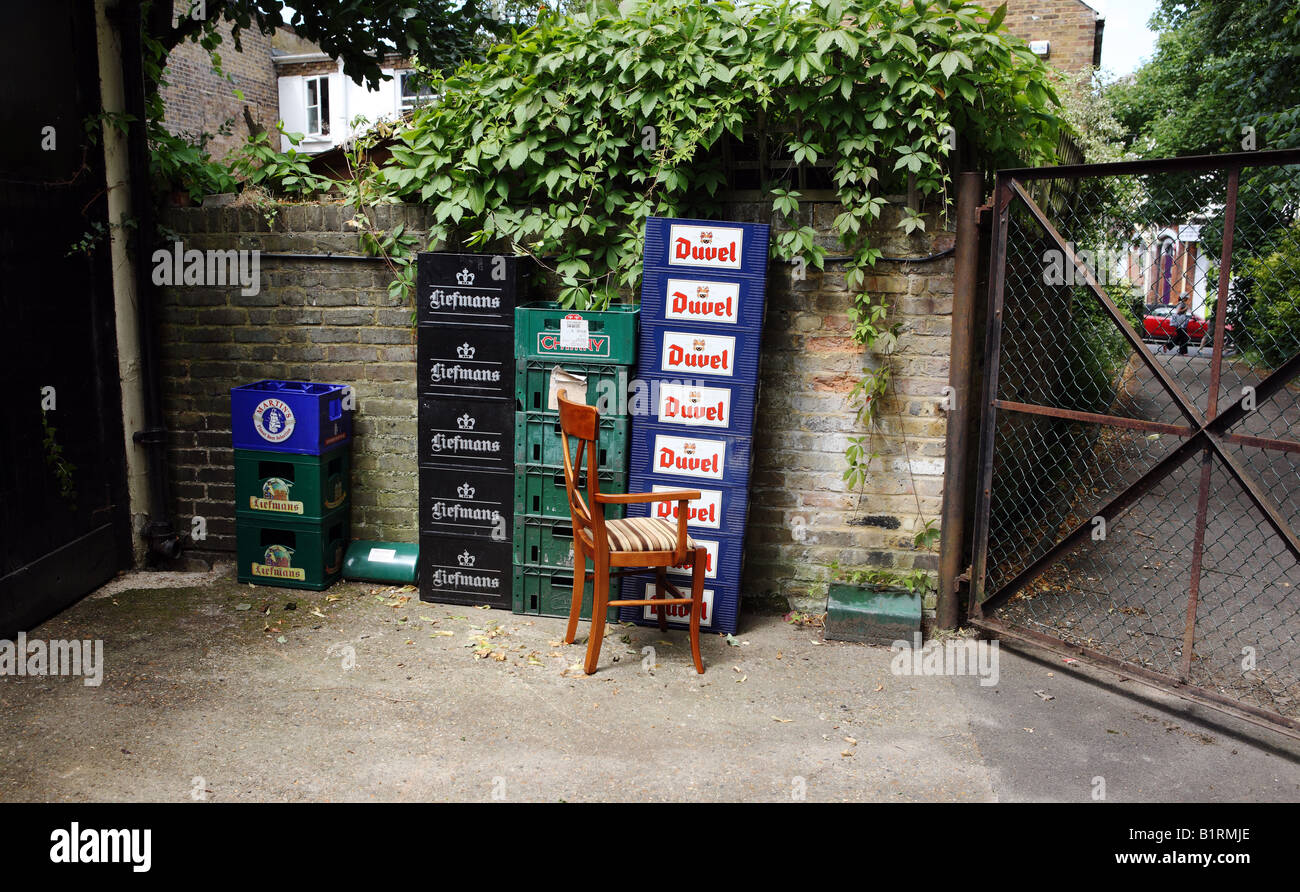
415, 253, 519, 609
622, 217, 771, 635
231, 380, 353, 590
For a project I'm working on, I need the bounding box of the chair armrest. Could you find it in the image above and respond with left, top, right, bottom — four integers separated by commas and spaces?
595, 489, 702, 504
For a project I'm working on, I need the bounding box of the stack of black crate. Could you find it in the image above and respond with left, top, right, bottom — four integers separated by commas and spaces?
415, 253, 520, 609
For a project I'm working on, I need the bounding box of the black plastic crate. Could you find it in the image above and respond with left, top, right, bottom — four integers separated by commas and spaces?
416, 252, 521, 327
416, 325, 514, 400
418, 396, 513, 472
419, 466, 513, 541
418, 533, 511, 609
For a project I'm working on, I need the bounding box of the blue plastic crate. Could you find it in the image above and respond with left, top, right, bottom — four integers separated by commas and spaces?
624, 472, 751, 537
628, 423, 753, 485
636, 373, 758, 437
637, 321, 762, 383
231, 380, 352, 455
656, 530, 744, 585
617, 575, 740, 635
642, 216, 771, 278
639, 269, 767, 331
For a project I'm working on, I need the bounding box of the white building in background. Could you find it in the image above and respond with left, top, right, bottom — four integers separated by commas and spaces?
274, 49, 433, 153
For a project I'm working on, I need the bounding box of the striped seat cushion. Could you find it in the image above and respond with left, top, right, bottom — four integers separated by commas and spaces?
604, 517, 695, 553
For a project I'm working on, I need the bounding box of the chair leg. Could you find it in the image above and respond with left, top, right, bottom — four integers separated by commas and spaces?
689, 546, 705, 674
564, 537, 586, 645
654, 566, 668, 632
583, 555, 609, 675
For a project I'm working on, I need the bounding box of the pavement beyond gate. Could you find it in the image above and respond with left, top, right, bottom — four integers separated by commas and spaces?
0, 566, 1296, 802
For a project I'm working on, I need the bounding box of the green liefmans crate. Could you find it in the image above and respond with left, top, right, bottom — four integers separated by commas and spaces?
514, 515, 579, 568
234, 445, 349, 522
514, 360, 630, 415
514, 465, 628, 520
515, 411, 629, 473
236, 507, 349, 591
514, 302, 638, 365
512, 564, 616, 621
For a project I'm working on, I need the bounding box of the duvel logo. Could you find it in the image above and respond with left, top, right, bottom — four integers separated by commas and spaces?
253, 398, 296, 443
668, 224, 744, 270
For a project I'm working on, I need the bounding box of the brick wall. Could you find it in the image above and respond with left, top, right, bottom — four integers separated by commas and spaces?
158, 7, 280, 160
973, 0, 1102, 74
158, 200, 955, 614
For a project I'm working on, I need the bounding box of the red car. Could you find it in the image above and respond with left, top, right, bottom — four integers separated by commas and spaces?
1141, 305, 1233, 346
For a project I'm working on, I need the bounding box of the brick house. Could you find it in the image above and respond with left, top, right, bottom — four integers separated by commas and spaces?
974, 0, 1105, 74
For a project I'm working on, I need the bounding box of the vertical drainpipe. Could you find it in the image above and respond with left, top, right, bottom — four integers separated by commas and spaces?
95, 0, 150, 566
936, 170, 982, 630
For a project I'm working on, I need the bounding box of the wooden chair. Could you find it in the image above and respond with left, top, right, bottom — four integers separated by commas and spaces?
556, 391, 707, 674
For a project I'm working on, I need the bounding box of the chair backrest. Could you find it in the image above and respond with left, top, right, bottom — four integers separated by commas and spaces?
556, 390, 606, 546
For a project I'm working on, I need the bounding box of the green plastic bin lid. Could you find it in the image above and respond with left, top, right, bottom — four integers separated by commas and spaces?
343, 540, 419, 584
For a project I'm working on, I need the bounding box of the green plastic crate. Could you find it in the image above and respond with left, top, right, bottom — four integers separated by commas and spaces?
513, 515, 579, 568
514, 360, 630, 415
513, 465, 628, 520
512, 564, 616, 622
236, 508, 349, 591
514, 302, 638, 365
234, 445, 349, 522
515, 411, 629, 473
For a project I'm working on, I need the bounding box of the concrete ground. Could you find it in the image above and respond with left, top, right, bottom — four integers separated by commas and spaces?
1, 565, 1297, 802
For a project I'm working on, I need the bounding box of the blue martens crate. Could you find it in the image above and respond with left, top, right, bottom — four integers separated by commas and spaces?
628, 423, 753, 486
231, 380, 352, 455
617, 575, 740, 635
638, 374, 758, 437
639, 269, 767, 330
417, 324, 514, 400
418, 466, 512, 540
416, 252, 520, 328
418, 396, 514, 472
638, 321, 762, 383
418, 533, 511, 609
514, 302, 638, 364
641, 217, 770, 279
624, 472, 751, 537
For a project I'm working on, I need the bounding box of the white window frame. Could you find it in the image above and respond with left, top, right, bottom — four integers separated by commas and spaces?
397, 71, 434, 113
305, 75, 330, 136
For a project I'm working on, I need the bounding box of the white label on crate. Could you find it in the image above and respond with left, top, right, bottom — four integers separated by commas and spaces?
660, 331, 736, 377
656, 382, 732, 429
559, 314, 589, 350
664, 278, 741, 324
651, 485, 723, 529
662, 538, 720, 580
638, 583, 714, 627
668, 224, 743, 270
252, 397, 296, 444
654, 434, 726, 480
368, 548, 397, 562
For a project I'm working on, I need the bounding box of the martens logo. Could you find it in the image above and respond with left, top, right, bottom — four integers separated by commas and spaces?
654, 434, 726, 480
252, 397, 296, 444
638, 583, 715, 627
665, 278, 741, 323
657, 382, 731, 429
669, 224, 743, 269
661, 331, 736, 377
652, 484, 723, 528
252, 544, 306, 581
249, 476, 304, 514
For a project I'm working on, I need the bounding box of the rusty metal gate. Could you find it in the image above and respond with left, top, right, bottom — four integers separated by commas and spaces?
969, 149, 1300, 737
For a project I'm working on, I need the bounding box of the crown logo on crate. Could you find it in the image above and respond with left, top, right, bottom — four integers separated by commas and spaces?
458, 550, 476, 567
457, 481, 476, 498
692, 338, 706, 352
457, 413, 476, 430
456, 268, 475, 285
696, 284, 709, 298
688, 390, 701, 404
457, 342, 476, 359
684, 442, 697, 455
699, 231, 713, 244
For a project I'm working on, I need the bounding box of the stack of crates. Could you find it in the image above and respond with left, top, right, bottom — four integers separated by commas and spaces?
511, 302, 638, 621
415, 253, 520, 609
231, 380, 353, 590
621, 217, 772, 634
